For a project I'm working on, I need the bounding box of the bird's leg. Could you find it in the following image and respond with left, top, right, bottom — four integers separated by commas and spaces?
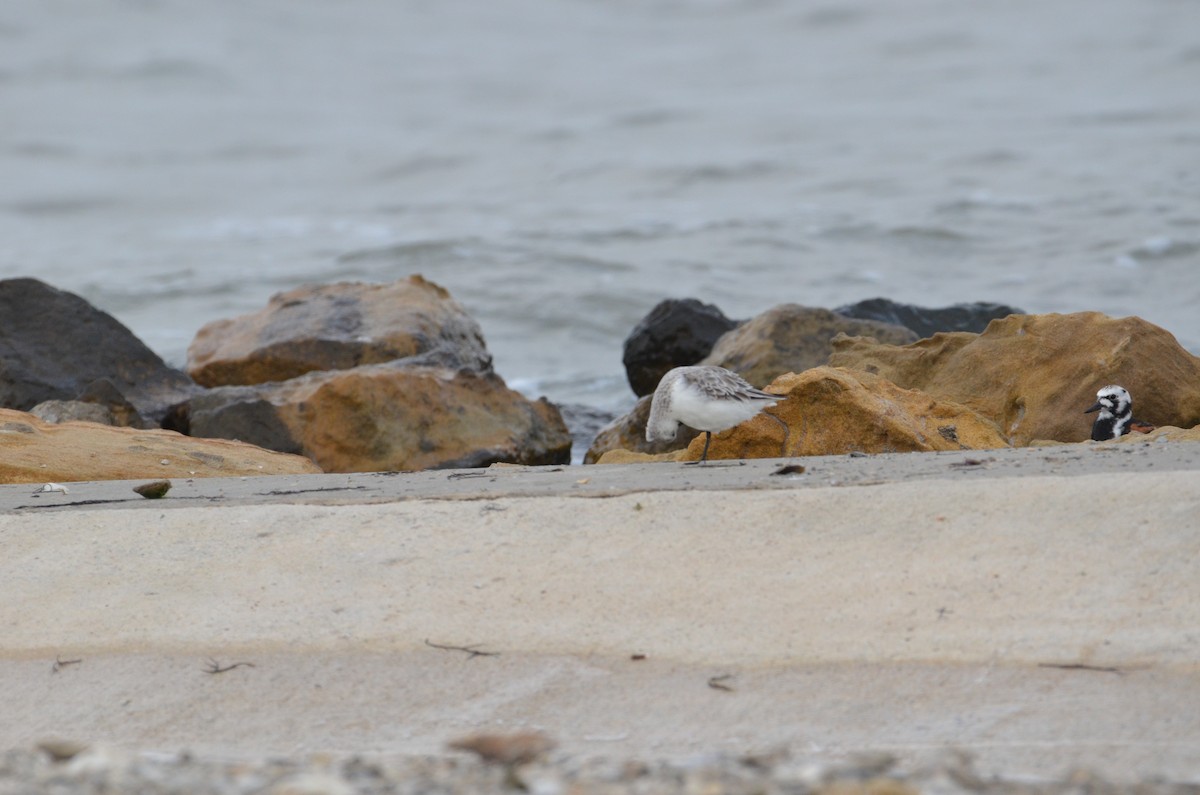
699, 431, 712, 463
763, 410, 790, 456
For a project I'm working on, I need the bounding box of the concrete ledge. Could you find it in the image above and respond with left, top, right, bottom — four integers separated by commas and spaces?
2, 446, 1198, 780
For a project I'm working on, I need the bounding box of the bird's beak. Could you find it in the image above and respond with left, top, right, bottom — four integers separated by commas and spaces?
1084, 402, 1102, 414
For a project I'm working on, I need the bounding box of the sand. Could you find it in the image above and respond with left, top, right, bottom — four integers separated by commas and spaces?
1, 441, 1198, 785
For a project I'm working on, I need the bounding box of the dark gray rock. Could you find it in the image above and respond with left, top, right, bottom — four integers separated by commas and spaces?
163, 389, 304, 456
76, 378, 157, 428
834, 298, 1025, 339
623, 299, 739, 397
0, 278, 199, 422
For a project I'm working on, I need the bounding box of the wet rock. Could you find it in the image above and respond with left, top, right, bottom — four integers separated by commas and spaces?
700, 305, 918, 388
828, 312, 1200, 445
834, 298, 1024, 338
583, 395, 701, 464
0, 408, 321, 484
622, 299, 739, 397
0, 278, 198, 422
187, 276, 492, 387
676, 367, 1007, 462
171, 363, 572, 472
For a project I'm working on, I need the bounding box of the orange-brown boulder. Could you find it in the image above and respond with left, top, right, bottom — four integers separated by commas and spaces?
700, 304, 918, 387
0, 408, 320, 484
175, 363, 571, 472
187, 276, 491, 387
829, 312, 1200, 445
676, 367, 1008, 462
582, 395, 700, 464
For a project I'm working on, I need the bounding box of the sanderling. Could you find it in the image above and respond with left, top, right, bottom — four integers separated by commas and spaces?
1084, 384, 1154, 441
646, 365, 782, 462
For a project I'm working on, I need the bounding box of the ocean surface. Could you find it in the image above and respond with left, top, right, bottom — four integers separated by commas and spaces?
2, 0, 1198, 415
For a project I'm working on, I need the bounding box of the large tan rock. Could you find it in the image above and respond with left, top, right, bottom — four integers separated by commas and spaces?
0, 409, 320, 484
701, 304, 918, 387
187, 276, 491, 387
177, 363, 572, 472
829, 312, 1200, 445
677, 367, 1008, 462
582, 395, 700, 464
1113, 424, 1200, 444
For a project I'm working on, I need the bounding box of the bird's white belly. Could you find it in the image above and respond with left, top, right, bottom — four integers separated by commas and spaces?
671, 387, 774, 433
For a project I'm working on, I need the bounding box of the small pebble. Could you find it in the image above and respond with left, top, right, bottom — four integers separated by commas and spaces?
134, 480, 172, 499
35, 738, 88, 762
447, 731, 556, 765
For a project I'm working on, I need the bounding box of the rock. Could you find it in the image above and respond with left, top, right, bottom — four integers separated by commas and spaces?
164, 391, 304, 457
834, 298, 1024, 338
594, 448, 686, 464
75, 378, 157, 428
0, 278, 198, 422
828, 312, 1200, 445
186, 276, 492, 387
35, 738, 89, 762
133, 479, 172, 499
1112, 424, 1200, 444
622, 299, 739, 396
29, 400, 117, 426
447, 731, 557, 765
583, 395, 701, 464
0, 408, 321, 484
168, 363, 572, 472
31, 384, 159, 429
700, 305, 918, 388
676, 367, 1008, 462
819, 779, 920, 795
178, 276, 568, 471
269, 773, 355, 795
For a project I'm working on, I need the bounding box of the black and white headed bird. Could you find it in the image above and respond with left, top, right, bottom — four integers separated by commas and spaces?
1084, 384, 1155, 441
646, 365, 782, 462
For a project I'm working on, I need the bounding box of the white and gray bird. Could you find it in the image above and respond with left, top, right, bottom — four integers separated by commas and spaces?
646, 365, 781, 462
1084, 384, 1154, 441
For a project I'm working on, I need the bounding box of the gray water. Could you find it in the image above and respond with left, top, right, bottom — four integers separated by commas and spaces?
2, 0, 1198, 413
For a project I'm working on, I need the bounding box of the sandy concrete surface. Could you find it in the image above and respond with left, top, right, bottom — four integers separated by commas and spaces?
1, 442, 1198, 782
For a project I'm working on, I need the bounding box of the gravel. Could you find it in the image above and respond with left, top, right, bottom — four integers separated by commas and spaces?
4, 744, 1197, 795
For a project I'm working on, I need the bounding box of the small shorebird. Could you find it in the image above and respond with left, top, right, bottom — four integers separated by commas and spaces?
1084, 384, 1155, 441
646, 365, 782, 462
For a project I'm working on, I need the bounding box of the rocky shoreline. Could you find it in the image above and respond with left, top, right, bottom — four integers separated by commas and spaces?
3, 276, 1199, 481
